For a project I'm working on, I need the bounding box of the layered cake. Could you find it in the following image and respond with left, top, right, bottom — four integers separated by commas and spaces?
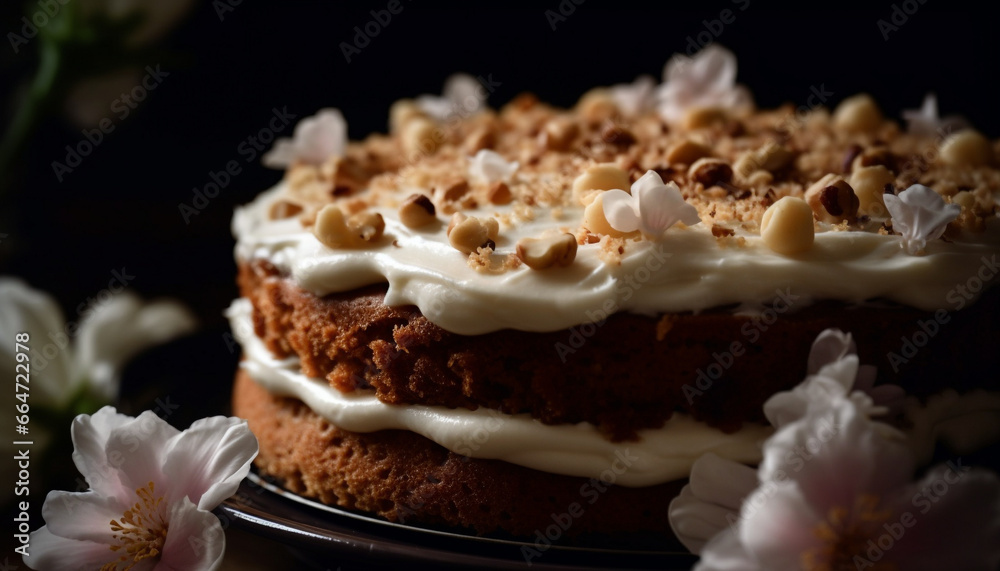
229, 47, 1000, 544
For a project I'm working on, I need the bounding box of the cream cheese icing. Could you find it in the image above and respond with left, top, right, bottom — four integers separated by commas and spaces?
234, 182, 1000, 335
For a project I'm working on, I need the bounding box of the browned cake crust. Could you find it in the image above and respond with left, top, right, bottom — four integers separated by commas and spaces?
233, 370, 686, 541
239, 259, 1000, 440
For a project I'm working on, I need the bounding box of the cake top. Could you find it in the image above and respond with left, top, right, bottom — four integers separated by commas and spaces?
235, 45, 1000, 334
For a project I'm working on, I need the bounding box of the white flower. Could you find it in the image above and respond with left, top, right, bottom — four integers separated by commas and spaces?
24, 407, 258, 571
262, 108, 347, 169
696, 397, 1000, 571
601, 170, 701, 237
883, 184, 961, 255
609, 75, 657, 117
657, 44, 752, 123
0, 278, 196, 409
668, 453, 757, 554
763, 329, 903, 429
902, 93, 968, 137
468, 149, 518, 184
416, 74, 487, 121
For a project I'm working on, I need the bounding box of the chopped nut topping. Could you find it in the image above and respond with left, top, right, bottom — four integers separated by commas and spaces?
540, 118, 580, 151
399, 194, 437, 228
448, 213, 499, 254
833, 94, 883, 133
268, 200, 303, 220
689, 158, 734, 187
572, 163, 631, 205
516, 233, 578, 270
437, 179, 470, 203
666, 139, 712, 165
805, 177, 859, 223
711, 224, 735, 237
487, 181, 513, 205
760, 197, 815, 255
682, 107, 728, 130
348, 211, 385, 242
940, 130, 994, 167
600, 122, 637, 147
849, 166, 895, 217
401, 117, 441, 158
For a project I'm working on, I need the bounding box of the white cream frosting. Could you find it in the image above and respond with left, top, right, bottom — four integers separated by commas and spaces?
234, 182, 999, 335
228, 298, 771, 487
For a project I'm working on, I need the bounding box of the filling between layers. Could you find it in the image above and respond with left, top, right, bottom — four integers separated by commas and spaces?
229, 298, 1000, 487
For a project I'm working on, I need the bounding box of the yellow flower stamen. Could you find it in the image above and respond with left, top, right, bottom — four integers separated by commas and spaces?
800, 494, 897, 571
101, 482, 168, 571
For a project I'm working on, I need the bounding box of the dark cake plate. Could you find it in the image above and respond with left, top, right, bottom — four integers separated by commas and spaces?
215, 471, 698, 570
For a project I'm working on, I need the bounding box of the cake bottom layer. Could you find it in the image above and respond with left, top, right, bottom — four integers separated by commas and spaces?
232, 370, 687, 545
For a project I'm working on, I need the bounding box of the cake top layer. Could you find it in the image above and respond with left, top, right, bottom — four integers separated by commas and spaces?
235, 46, 1000, 334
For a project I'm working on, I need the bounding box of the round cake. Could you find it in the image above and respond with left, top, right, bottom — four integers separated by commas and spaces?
228, 47, 1000, 546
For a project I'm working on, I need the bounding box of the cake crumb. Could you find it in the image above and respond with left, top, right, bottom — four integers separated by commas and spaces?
655, 315, 677, 341
467, 246, 510, 274
598, 236, 626, 265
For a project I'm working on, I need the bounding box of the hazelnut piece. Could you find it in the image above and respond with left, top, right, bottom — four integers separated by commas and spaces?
688, 158, 733, 187
805, 178, 859, 223
487, 181, 513, 205
572, 163, 631, 205
666, 139, 712, 165
540, 118, 580, 151
399, 194, 437, 228
682, 107, 728, 130
402, 117, 441, 157
348, 211, 385, 242
516, 234, 578, 270
833, 94, 883, 133
760, 197, 815, 255
448, 213, 499, 254
940, 130, 994, 167
849, 165, 895, 216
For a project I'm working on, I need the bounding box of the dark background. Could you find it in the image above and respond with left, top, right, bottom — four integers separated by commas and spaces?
1, 1, 999, 420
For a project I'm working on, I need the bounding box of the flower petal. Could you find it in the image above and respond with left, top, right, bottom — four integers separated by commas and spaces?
157, 498, 226, 571
74, 293, 196, 402
738, 483, 822, 570
0, 278, 74, 408
609, 75, 656, 116
601, 189, 641, 233
887, 465, 1000, 571
693, 528, 762, 571
23, 526, 120, 571
760, 398, 914, 515
806, 329, 855, 375
162, 417, 258, 510
636, 180, 700, 235
670, 453, 757, 554
104, 410, 179, 494
468, 149, 518, 184
262, 108, 347, 168
418, 74, 487, 121
71, 406, 133, 499
42, 490, 124, 544
884, 185, 960, 255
